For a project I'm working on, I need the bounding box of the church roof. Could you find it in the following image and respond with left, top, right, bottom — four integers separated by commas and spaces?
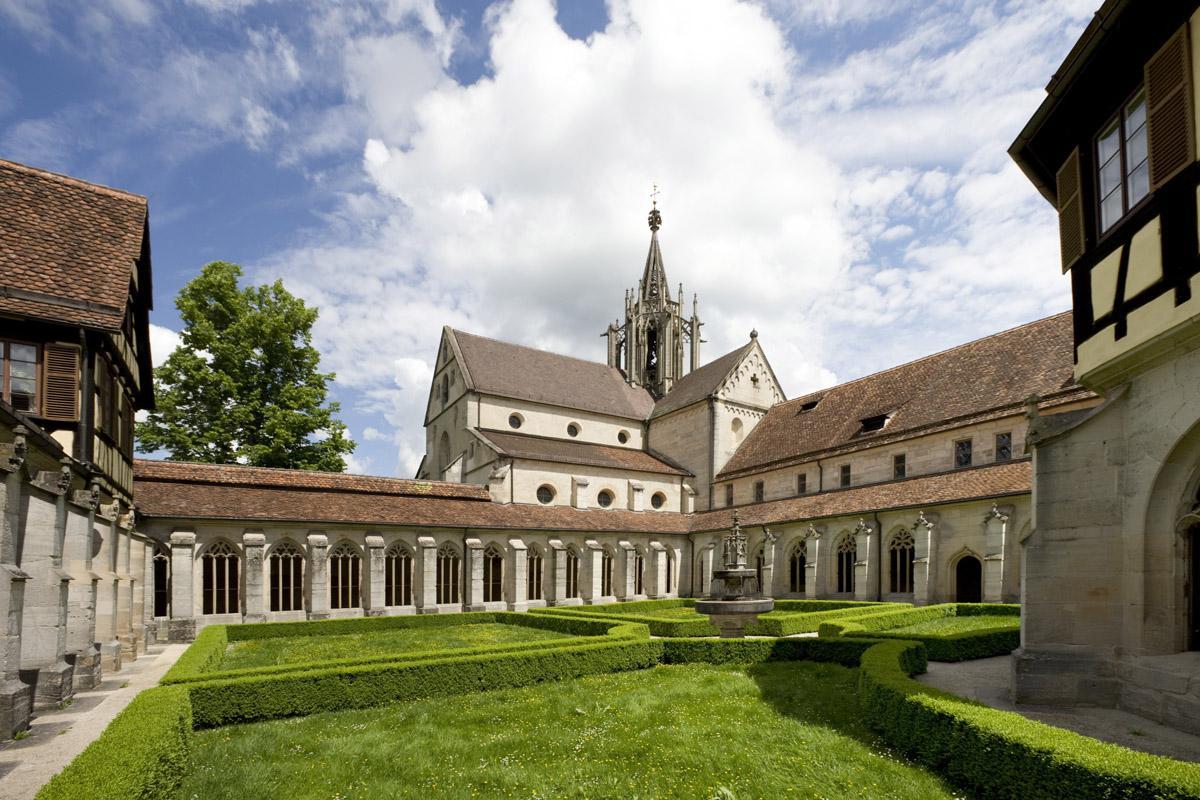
448, 328, 655, 420
476, 429, 691, 476
718, 311, 1091, 478
651, 342, 755, 418
0, 158, 149, 331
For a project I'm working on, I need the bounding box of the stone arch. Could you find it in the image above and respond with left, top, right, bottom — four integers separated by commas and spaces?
268, 538, 305, 612
438, 430, 452, 475
152, 542, 171, 618
328, 540, 362, 610
887, 527, 916, 594
199, 538, 240, 615
384, 541, 414, 606
601, 545, 616, 597
633, 545, 646, 596
483, 542, 505, 603
835, 531, 856, 594
787, 538, 807, 594
947, 546, 983, 603
436, 542, 461, 605
731, 416, 745, 446
526, 543, 545, 601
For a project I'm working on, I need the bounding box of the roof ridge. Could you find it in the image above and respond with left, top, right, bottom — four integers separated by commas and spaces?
782, 310, 1074, 408
451, 328, 620, 372
132, 458, 451, 486
0, 159, 147, 204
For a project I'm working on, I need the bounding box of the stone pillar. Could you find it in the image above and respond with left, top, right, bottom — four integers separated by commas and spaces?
65, 484, 100, 687
571, 477, 590, 510
696, 545, 713, 596
463, 538, 484, 611
19, 466, 75, 708
805, 525, 824, 599
128, 537, 144, 655
416, 536, 438, 613
241, 531, 267, 623
140, 539, 155, 649
168, 529, 196, 641
627, 481, 644, 512
617, 540, 637, 599
982, 504, 1011, 604
647, 541, 667, 598
364, 534, 386, 616
94, 508, 122, 670
911, 512, 938, 606
506, 538, 529, 612
0, 430, 33, 738
306, 532, 330, 620
853, 519, 880, 601
759, 529, 777, 598
116, 520, 135, 661
581, 539, 606, 604
547, 538, 568, 605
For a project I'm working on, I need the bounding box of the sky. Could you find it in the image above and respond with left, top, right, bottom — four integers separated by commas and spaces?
0, 0, 1096, 476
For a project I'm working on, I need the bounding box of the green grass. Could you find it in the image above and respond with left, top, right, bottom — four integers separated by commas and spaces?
885, 615, 1018, 636
179, 662, 957, 800
219, 623, 574, 670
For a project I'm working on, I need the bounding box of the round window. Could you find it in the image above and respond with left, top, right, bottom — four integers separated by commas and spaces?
509, 413, 523, 429
567, 423, 580, 437
597, 489, 614, 508
651, 492, 666, 509
536, 484, 555, 504
617, 430, 630, 444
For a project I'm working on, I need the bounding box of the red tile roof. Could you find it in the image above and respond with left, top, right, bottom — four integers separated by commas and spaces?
0, 159, 147, 331
478, 429, 690, 476
651, 342, 753, 418
718, 312, 1091, 478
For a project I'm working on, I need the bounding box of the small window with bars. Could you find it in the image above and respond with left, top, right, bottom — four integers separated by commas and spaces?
893, 453, 906, 480
995, 432, 1012, 462
839, 464, 851, 488
725, 484, 734, 507
754, 481, 764, 503
796, 473, 806, 495
954, 439, 973, 469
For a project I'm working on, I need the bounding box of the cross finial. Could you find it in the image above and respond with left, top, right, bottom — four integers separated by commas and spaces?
650, 182, 660, 208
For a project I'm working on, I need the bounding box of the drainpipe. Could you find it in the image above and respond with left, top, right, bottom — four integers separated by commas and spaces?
817, 459, 824, 493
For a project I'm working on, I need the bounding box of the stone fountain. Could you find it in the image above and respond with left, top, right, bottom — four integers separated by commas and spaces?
695, 511, 775, 638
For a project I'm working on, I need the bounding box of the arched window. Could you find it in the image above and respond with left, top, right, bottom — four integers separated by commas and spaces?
440, 374, 449, 404
601, 548, 614, 596
483, 544, 504, 603
329, 541, 362, 610
888, 529, 916, 594
385, 543, 413, 606
437, 543, 460, 604
789, 540, 807, 594
527, 546, 544, 601
565, 548, 580, 599
269, 540, 304, 612
152, 545, 170, 618
665, 549, 674, 594
201, 540, 239, 615
836, 534, 856, 594
634, 550, 645, 595
731, 417, 744, 445
438, 431, 452, 474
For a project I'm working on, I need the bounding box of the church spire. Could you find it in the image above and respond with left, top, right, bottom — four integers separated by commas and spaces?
641, 202, 670, 305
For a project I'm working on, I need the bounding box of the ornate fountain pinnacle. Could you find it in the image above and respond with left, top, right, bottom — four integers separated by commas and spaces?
722, 510, 748, 570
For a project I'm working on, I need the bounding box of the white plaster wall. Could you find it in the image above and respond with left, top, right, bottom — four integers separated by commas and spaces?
477, 395, 645, 449
509, 459, 682, 510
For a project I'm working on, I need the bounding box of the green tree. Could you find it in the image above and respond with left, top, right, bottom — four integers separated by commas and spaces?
137, 261, 356, 471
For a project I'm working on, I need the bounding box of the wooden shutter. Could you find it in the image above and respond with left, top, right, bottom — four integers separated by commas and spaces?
1146, 25, 1195, 190
1056, 148, 1086, 272
42, 343, 80, 422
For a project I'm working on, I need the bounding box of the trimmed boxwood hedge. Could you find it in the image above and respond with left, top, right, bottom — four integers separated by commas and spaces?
820, 603, 1020, 662
35, 685, 192, 800
661, 636, 884, 667
859, 640, 1200, 800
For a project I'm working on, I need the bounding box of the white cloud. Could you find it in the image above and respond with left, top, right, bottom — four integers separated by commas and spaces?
148, 323, 181, 368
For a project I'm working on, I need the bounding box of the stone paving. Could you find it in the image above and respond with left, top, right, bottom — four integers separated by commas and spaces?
0, 643, 188, 800
918, 655, 1200, 763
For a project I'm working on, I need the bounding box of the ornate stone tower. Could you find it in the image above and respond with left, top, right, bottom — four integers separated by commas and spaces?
605, 203, 702, 398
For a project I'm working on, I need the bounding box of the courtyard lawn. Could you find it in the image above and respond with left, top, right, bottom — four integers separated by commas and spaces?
884, 615, 1019, 636
179, 662, 957, 800
219, 623, 574, 670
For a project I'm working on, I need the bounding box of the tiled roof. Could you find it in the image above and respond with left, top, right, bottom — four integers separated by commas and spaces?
133, 459, 491, 500
651, 343, 753, 418
693, 459, 1032, 532
450, 328, 656, 420
0, 159, 147, 331
478, 429, 691, 476
718, 312, 1089, 478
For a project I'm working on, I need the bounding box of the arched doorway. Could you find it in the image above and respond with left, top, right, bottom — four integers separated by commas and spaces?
955, 555, 982, 603
1189, 523, 1200, 650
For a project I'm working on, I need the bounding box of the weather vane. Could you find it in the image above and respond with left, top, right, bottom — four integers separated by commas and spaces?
650, 182, 660, 208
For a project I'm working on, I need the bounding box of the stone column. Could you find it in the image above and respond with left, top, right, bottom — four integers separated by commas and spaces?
0, 429, 32, 738
116, 520, 135, 661
759, 529, 778, 598
582, 539, 605, 604
168, 529, 196, 641
547, 538, 568, 605
306, 532, 330, 620
128, 536, 145, 655
696, 545, 713, 596
140, 539, 155, 649
911, 512, 938, 606
982, 504, 1011, 604
804, 525, 824, 599
65, 484, 100, 687
464, 538, 484, 611
94, 508, 121, 670
364, 534, 386, 616
416, 536, 438, 613
507, 538, 529, 612
242, 531, 267, 623
853, 519, 879, 601
647, 541, 667, 598
617, 540, 637, 599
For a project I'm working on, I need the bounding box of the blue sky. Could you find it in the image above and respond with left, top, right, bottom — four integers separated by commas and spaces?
1, 0, 1095, 475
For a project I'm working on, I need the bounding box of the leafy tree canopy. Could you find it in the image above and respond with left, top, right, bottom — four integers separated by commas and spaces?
137, 261, 356, 471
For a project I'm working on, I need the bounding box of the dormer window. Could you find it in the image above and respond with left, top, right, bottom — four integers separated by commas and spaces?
799, 398, 820, 413
1097, 90, 1148, 232
858, 413, 890, 435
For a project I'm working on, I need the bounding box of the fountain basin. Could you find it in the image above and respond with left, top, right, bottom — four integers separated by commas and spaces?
694, 597, 775, 638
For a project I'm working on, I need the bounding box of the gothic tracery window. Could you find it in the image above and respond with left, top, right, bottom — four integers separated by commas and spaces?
385, 542, 413, 606
527, 546, 544, 601
437, 543, 461, 604
601, 549, 614, 596
152, 545, 171, 618
889, 529, 916, 594
269, 540, 304, 612
201, 540, 239, 615
789, 540, 807, 594
634, 551, 645, 595
836, 534, 856, 594
483, 544, 504, 603
564, 548, 580, 599
329, 540, 362, 610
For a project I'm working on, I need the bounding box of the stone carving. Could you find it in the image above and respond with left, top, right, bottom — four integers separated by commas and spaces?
984, 503, 1010, 524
